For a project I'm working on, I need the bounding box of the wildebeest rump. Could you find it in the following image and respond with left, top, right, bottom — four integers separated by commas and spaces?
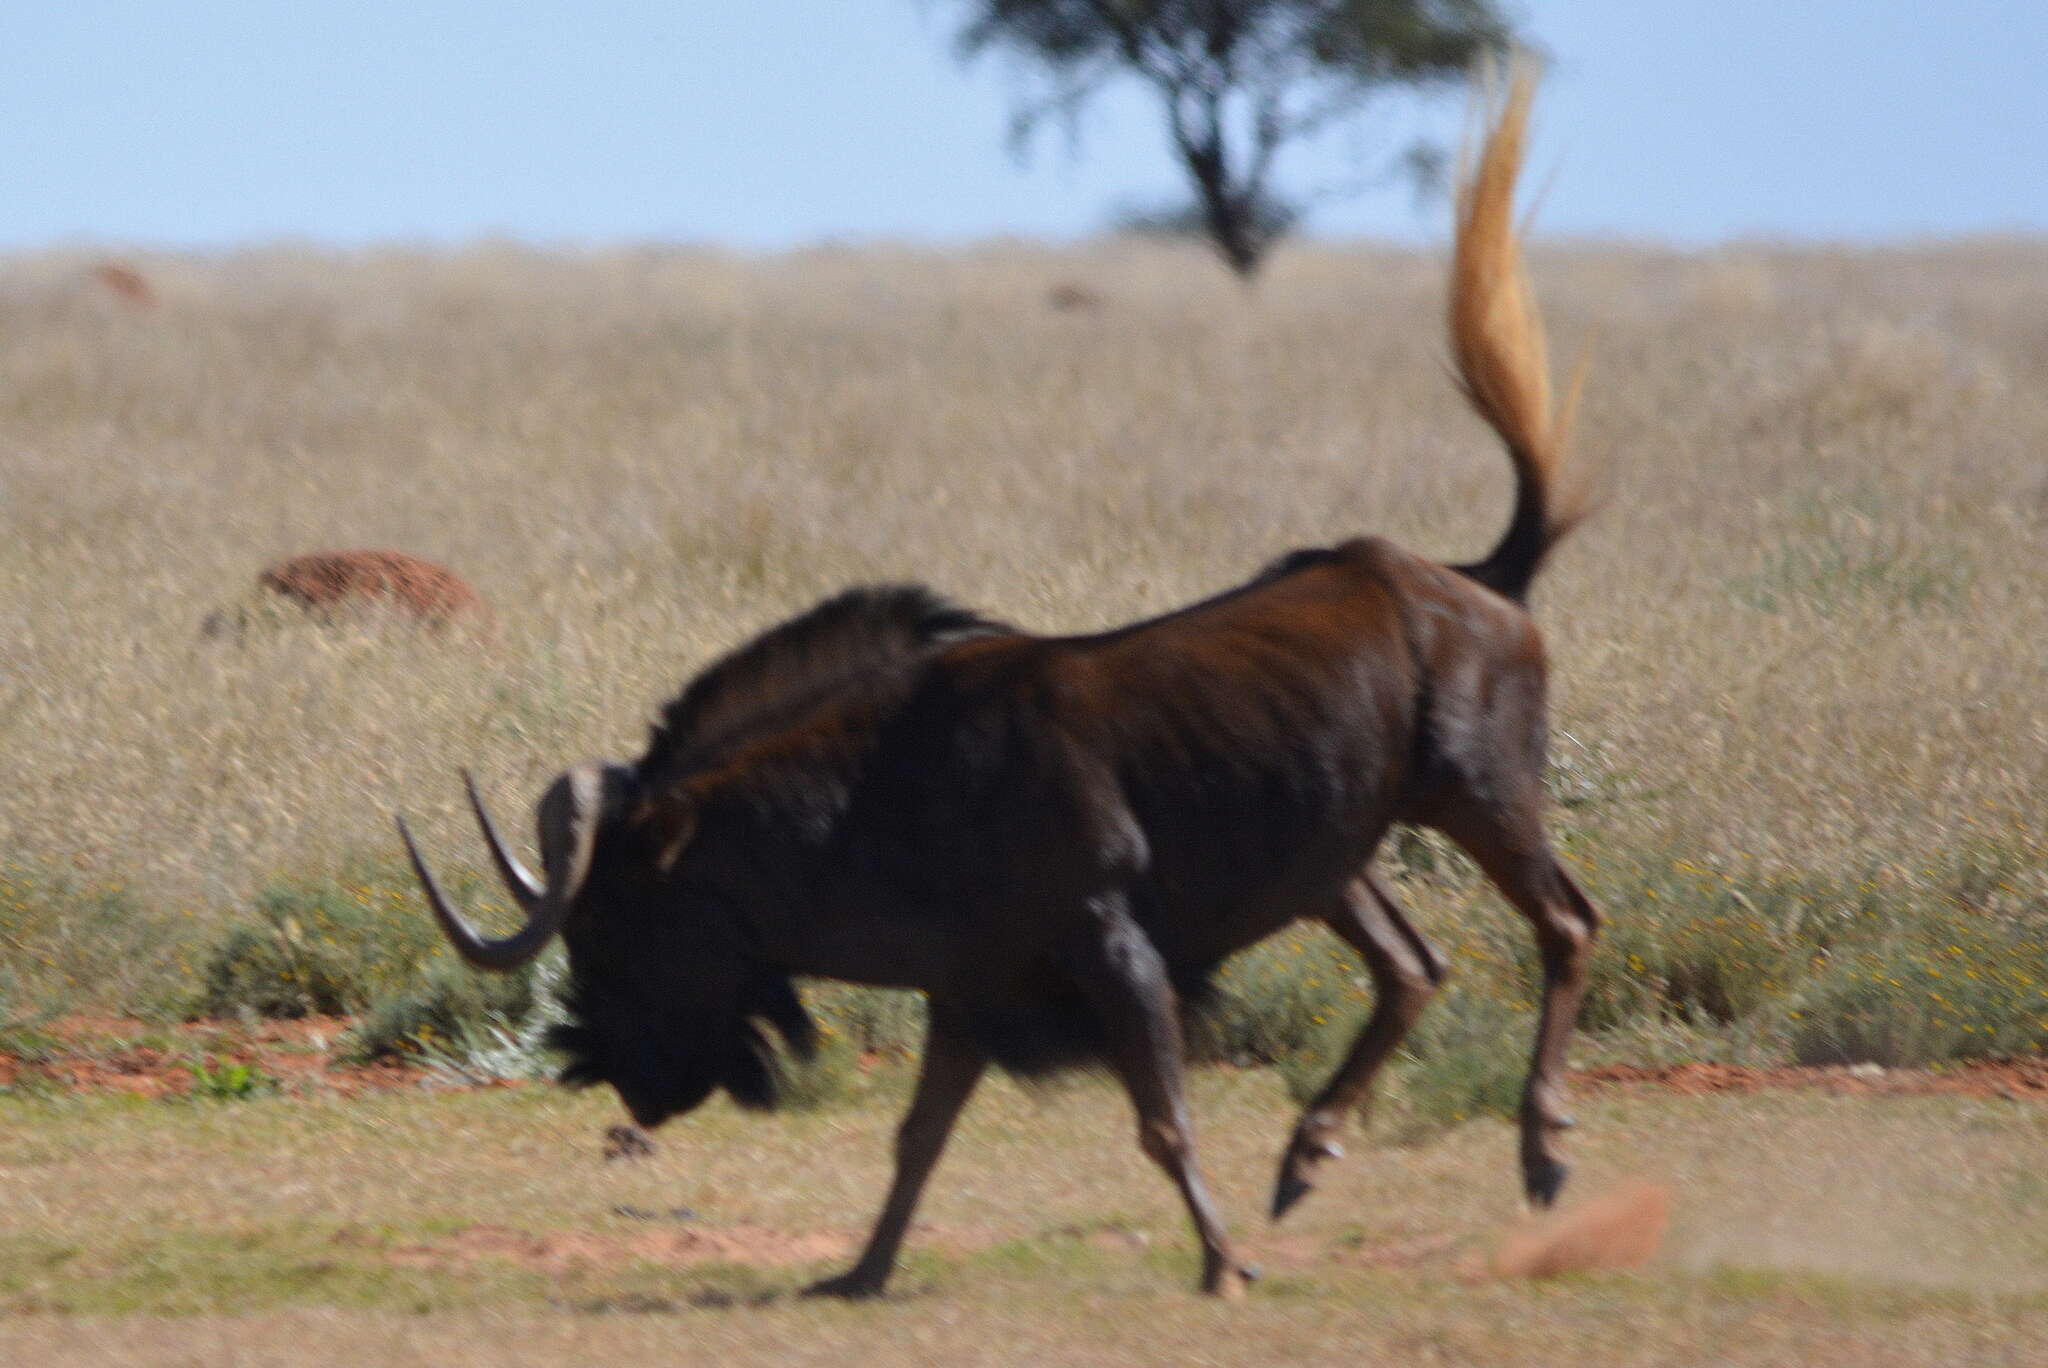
400, 69, 1601, 1300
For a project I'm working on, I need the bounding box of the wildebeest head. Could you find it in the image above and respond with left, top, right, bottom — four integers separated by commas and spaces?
397, 763, 815, 1128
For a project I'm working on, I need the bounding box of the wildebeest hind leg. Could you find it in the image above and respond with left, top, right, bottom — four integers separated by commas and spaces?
1443, 820, 1600, 1208
1272, 869, 1446, 1220
1077, 907, 1253, 1298
802, 1004, 986, 1299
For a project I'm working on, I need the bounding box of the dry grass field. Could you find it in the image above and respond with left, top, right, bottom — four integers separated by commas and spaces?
3, 1074, 2046, 1365
2, 237, 2045, 1360
4, 239, 2042, 930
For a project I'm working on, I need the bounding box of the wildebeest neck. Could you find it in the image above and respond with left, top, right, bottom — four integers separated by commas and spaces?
638, 584, 1009, 790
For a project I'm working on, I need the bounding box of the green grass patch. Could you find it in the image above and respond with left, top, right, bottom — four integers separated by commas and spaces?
181, 1056, 281, 1102
193, 860, 511, 1020
1729, 535, 1972, 615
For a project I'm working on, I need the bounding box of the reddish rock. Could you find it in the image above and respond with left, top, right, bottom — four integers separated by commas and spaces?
91, 261, 157, 307
257, 549, 488, 628
1046, 281, 1104, 313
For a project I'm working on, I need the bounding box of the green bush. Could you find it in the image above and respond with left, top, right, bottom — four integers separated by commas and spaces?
1560, 843, 2044, 1068
1199, 927, 1370, 1067
194, 860, 506, 1019
769, 1030, 868, 1111
0, 967, 61, 1063
342, 958, 543, 1066
1577, 857, 1809, 1031
801, 982, 926, 1061
1788, 929, 2048, 1067
152, 835, 2048, 1090
0, 861, 190, 1013
183, 1056, 279, 1101
1388, 988, 1533, 1133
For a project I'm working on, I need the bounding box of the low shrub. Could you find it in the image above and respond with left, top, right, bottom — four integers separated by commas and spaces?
193, 861, 505, 1019
1788, 927, 2048, 1067
1199, 928, 1370, 1067
1577, 858, 1809, 1032
1386, 988, 1533, 1133
183, 1056, 279, 1101
800, 982, 926, 1061
170, 833, 2048, 1094
342, 958, 545, 1068
345, 960, 905, 1107
0, 861, 191, 1013
0, 968, 61, 1063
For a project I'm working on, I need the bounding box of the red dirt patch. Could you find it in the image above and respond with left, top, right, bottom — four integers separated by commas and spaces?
4, 1015, 2044, 1105
256, 550, 489, 628
1487, 1179, 1672, 1280
0, 1015, 428, 1099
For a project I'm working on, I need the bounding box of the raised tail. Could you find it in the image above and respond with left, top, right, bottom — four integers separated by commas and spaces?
1449, 64, 1589, 603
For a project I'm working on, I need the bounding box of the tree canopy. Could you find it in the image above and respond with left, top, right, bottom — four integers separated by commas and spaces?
951, 1, 1519, 277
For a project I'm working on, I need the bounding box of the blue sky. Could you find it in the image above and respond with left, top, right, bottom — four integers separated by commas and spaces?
7, 1, 2044, 249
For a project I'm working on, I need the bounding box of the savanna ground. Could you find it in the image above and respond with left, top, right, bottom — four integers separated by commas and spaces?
2, 237, 2045, 1362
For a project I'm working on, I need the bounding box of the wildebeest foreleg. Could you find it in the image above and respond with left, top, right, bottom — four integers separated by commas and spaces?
1271, 870, 1447, 1220
802, 1005, 986, 1299
1456, 833, 1601, 1208
1078, 909, 1253, 1298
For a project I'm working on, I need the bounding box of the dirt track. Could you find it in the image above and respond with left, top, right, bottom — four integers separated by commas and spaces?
4, 1016, 2044, 1102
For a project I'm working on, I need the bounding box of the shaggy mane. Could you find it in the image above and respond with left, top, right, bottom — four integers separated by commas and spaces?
638, 584, 1009, 787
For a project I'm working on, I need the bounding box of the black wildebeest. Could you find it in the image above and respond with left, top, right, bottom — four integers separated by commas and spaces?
400, 71, 1600, 1299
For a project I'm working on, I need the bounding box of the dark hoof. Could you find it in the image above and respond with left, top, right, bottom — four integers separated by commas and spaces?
1271, 1135, 1341, 1221
800, 1271, 888, 1301
1524, 1157, 1569, 1209
1202, 1264, 1253, 1300
1270, 1171, 1313, 1222
602, 1124, 656, 1161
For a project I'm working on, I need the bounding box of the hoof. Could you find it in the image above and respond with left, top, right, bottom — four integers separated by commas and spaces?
1271, 1135, 1343, 1221
800, 1270, 888, 1301
1524, 1157, 1569, 1209
1270, 1171, 1312, 1222
1203, 1265, 1253, 1300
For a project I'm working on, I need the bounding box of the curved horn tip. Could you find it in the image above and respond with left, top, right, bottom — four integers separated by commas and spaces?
461, 768, 546, 909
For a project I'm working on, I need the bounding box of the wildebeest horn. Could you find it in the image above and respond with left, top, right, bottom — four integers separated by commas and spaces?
463, 769, 545, 911
396, 761, 619, 971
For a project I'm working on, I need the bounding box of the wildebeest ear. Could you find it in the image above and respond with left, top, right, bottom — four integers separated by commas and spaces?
633, 791, 698, 873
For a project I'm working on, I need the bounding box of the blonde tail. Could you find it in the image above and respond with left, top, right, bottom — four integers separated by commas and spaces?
1450, 62, 1589, 601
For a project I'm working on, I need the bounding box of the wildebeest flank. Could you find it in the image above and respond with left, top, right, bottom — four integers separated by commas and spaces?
400, 67, 1601, 1300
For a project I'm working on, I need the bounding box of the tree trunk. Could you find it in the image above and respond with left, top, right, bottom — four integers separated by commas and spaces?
1183, 142, 1266, 280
